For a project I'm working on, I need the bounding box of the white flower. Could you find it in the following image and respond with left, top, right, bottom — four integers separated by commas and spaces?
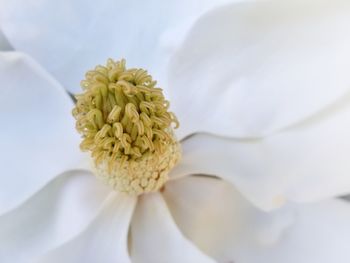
1, 0, 350, 262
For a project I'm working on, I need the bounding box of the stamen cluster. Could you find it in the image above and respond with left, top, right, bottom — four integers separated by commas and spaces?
72, 59, 180, 194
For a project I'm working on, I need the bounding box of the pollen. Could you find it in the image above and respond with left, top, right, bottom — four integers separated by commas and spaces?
72, 59, 181, 195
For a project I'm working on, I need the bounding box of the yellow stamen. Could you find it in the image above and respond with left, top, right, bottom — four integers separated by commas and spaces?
72, 59, 181, 195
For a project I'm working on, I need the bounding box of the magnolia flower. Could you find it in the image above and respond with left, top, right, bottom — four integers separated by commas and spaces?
1, 0, 350, 263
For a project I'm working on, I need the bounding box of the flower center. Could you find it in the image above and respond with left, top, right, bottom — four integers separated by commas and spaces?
72, 59, 181, 195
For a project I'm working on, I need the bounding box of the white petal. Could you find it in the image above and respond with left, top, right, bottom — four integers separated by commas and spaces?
242, 199, 350, 263
0, 29, 11, 50
172, 105, 350, 210
130, 193, 215, 263
164, 176, 350, 263
38, 192, 136, 263
168, 0, 350, 138
0, 0, 235, 93
0, 52, 84, 214
163, 176, 295, 263
0, 170, 111, 262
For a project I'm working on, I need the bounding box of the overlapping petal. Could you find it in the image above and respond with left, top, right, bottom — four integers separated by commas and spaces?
130, 193, 215, 263
0, 52, 85, 214
0, 0, 235, 93
165, 176, 350, 263
163, 176, 295, 262
246, 199, 350, 263
171, 102, 350, 210
167, 0, 350, 138
0, 170, 111, 262
37, 192, 136, 263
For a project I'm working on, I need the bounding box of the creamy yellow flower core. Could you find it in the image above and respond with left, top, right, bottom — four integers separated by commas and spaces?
72, 59, 181, 195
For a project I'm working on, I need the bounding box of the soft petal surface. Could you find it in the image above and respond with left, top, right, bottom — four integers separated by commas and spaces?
38, 192, 136, 263
0, 170, 111, 262
164, 177, 350, 263
172, 100, 350, 210
131, 192, 215, 263
0, 0, 235, 93
164, 176, 350, 263
251, 199, 350, 263
163, 176, 295, 262
0, 52, 84, 214
168, 0, 350, 138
